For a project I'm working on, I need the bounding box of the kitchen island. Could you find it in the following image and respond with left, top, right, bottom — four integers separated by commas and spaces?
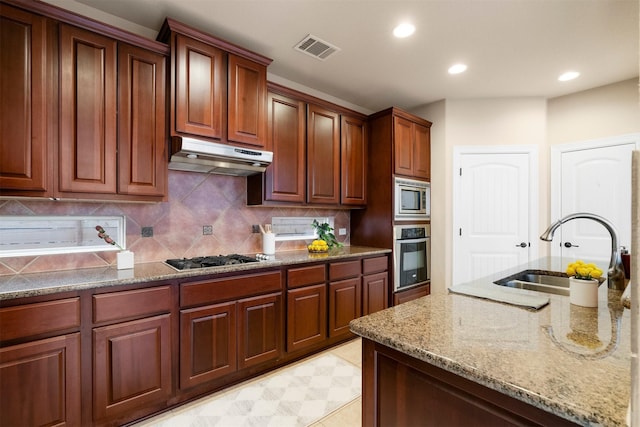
350, 257, 631, 426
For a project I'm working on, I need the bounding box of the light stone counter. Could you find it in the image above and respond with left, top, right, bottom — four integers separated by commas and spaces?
350, 257, 631, 426
0, 246, 390, 301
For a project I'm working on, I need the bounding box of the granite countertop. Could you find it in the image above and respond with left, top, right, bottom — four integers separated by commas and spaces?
0, 246, 390, 301
350, 257, 631, 426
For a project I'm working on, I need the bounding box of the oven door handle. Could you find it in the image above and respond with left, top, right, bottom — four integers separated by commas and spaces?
396, 237, 429, 244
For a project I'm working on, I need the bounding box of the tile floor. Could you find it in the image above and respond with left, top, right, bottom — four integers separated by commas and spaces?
132, 338, 363, 427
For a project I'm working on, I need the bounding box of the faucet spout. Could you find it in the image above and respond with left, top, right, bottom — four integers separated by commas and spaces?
539, 213, 627, 291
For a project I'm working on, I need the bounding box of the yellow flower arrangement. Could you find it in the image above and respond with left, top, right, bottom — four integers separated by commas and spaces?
566, 260, 603, 280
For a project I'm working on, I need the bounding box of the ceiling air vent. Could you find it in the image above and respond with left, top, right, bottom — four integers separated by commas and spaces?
294, 34, 340, 61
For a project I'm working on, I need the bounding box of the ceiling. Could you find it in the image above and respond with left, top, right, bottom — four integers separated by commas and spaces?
59, 0, 638, 113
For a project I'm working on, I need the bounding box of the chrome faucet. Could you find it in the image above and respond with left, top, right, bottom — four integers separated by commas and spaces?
540, 212, 627, 291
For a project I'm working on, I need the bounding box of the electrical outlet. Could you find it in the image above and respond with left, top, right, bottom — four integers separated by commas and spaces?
203, 225, 213, 235
141, 226, 153, 237
252, 225, 260, 233
338, 228, 347, 236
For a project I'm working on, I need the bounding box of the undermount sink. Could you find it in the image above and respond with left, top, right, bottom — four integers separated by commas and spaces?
493, 270, 604, 296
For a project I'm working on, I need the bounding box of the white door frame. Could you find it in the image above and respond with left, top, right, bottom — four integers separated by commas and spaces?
550, 133, 640, 257
452, 145, 539, 285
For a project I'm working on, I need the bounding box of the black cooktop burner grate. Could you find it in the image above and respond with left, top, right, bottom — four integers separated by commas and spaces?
166, 254, 259, 270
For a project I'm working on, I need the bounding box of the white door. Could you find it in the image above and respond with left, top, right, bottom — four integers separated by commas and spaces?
552, 136, 639, 269
453, 147, 537, 285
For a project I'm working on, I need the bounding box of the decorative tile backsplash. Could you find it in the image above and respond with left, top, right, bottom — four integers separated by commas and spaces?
0, 171, 350, 275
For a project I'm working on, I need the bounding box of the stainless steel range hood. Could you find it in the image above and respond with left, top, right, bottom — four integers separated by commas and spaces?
168, 136, 273, 176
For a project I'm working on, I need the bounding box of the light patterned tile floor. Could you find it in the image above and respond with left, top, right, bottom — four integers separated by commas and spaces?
133, 338, 362, 427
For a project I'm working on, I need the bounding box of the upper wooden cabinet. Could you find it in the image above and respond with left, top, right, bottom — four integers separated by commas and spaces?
159, 18, 271, 148
394, 115, 431, 180
0, 5, 49, 196
247, 83, 367, 207
307, 104, 340, 205
0, 2, 169, 201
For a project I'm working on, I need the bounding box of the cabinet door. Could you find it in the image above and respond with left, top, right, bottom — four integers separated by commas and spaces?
307, 104, 340, 205
393, 284, 430, 306
117, 43, 167, 197
180, 302, 236, 389
328, 278, 361, 338
59, 24, 117, 194
287, 284, 327, 352
264, 92, 306, 202
93, 314, 172, 422
0, 333, 80, 427
363, 272, 388, 315
228, 54, 267, 147
393, 115, 414, 177
341, 115, 367, 206
0, 6, 48, 193
174, 34, 225, 139
237, 292, 282, 370
413, 122, 430, 180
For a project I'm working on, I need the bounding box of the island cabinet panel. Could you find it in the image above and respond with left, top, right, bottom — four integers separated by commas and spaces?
59, 24, 118, 194
117, 43, 167, 197
287, 284, 327, 352
0, 333, 81, 427
0, 5, 49, 195
307, 104, 340, 205
228, 54, 267, 147
180, 302, 236, 389
362, 339, 577, 427
174, 33, 225, 139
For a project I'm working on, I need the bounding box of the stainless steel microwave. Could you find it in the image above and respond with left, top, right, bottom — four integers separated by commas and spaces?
394, 177, 430, 221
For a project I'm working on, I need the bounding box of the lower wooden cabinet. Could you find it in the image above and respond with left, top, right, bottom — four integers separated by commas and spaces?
394, 283, 430, 306
180, 301, 237, 389
237, 293, 283, 370
93, 314, 172, 423
287, 284, 327, 352
363, 271, 388, 315
0, 333, 81, 427
328, 278, 361, 338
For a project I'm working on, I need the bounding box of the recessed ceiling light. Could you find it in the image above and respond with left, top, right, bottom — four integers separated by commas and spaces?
558, 71, 580, 81
448, 63, 467, 74
393, 23, 415, 38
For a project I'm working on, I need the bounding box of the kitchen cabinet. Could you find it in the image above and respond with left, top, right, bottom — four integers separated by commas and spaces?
286, 264, 327, 352
328, 260, 361, 338
0, 298, 81, 427
159, 18, 271, 148
1, 1, 169, 201
341, 115, 368, 205
59, 24, 167, 200
247, 83, 367, 207
362, 256, 389, 315
0, 5, 50, 196
179, 271, 283, 389
92, 286, 173, 425
361, 338, 576, 426
393, 283, 430, 305
394, 115, 431, 180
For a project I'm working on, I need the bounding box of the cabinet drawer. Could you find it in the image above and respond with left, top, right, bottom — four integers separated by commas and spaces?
363, 256, 388, 275
0, 298, 80, 342
93, 286, 171, 324
181, 271, 282, 307
287, 264, 326, 289
329, 260, 361, 281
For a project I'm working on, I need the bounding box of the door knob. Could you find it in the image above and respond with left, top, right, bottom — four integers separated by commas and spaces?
564, 241, 579, 248
515, 242, 528, 248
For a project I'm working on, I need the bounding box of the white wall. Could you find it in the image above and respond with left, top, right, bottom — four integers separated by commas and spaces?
548, 79, 640, 146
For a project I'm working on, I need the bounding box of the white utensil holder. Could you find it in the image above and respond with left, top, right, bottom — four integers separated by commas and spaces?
262, 233, 276, 255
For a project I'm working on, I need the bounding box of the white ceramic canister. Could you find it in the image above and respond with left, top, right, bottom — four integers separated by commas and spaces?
262, 233, 276, 255
569, 277, 599, 307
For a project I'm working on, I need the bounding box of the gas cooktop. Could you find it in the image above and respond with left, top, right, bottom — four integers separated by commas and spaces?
165, 254, 259, 270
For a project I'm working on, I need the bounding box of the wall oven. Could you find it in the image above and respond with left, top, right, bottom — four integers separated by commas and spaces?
394, 177, 430, 221
393, 224, 430, 292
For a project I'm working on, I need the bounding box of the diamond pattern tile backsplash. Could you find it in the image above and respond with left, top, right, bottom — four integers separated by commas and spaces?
0, 171, 351, 275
